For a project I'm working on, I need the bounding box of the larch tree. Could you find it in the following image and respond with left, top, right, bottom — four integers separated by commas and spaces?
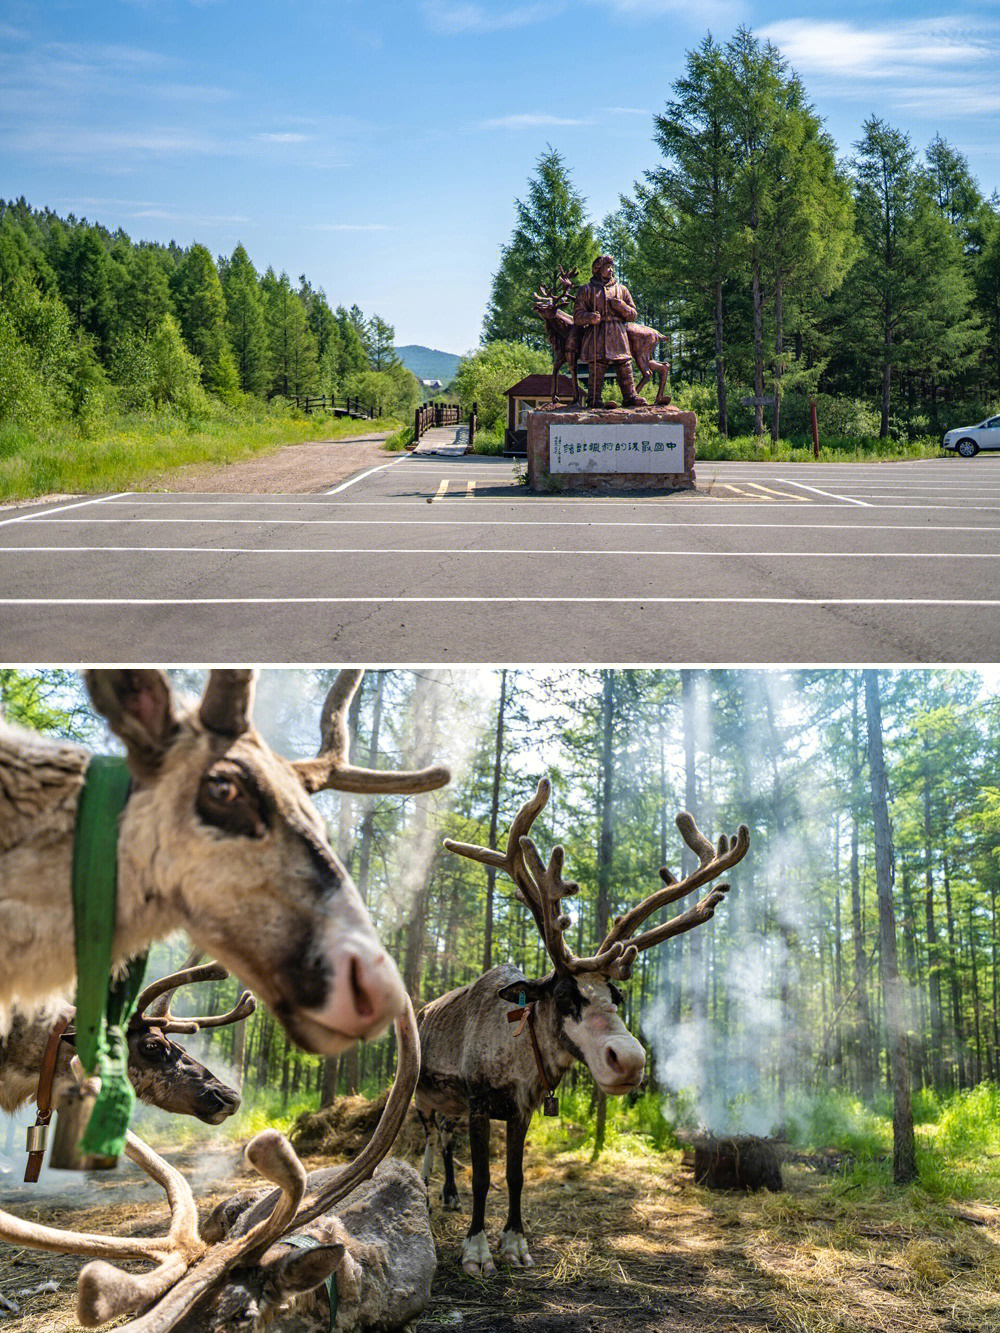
222, 245, 268, 395
483, 148, 597, 348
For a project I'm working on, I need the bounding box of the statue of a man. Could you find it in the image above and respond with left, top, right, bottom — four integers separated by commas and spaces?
573, 255, 646, 409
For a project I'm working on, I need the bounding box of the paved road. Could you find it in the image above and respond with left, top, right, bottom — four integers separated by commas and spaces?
2, 455, 998, 662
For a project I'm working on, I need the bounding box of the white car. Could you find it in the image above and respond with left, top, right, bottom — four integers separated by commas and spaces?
942, 416, 1000, 456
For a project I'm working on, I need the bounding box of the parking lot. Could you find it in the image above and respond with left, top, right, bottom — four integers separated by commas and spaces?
1, 454, 998, 662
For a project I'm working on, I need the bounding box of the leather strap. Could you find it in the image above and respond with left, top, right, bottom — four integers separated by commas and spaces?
24, 1014, 72, 1182
506, 1003, 553, 1098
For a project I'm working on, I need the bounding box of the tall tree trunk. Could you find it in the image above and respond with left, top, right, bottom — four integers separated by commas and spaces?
593, 671, 616, 1158
770, 276, 783, 442
752, 247, 765, 439
850, 676, 876, 1102
714, 277, 728, 435
922, 742, 944, 1087
863, 670, 917, 1183
942, 858, 966, 1087
483, 670, 508, 973
899, 862, 924, 1090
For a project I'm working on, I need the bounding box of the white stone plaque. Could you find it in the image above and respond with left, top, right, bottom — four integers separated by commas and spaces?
549, 422, 685, 474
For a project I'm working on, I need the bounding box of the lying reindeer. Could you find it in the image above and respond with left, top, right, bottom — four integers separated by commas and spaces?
0, 1004, 432, 1333
417, 777, 748, 1275
0, 669, 449, 1057
1, 963, 251, 1135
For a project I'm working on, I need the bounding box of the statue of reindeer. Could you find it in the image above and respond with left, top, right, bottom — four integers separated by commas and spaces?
532, 265, 673, 408
1, 963, 252, 1134
0, 1004, 435, 1333
0, 669, 449, 1059
531, 265, 583, 405
416, 777, 748, 1275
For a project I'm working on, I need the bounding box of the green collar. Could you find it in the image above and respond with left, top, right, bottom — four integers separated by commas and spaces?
280, 1233, 339, 1329
71, 755, 147, 1161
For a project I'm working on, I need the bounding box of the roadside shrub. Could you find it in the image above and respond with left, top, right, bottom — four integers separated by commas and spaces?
452, 341, 549, 431
936, 1082, 1000, 1156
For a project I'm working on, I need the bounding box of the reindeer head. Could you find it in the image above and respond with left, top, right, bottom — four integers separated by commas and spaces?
85, 670, 449, 1057
0, 1003, 421, 1333
445, 778, 749, 1097
531, 265, 578, 322
125, 964, 254, 1124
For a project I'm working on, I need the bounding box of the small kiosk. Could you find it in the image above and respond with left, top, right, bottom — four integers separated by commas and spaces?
503, 374, 576, 456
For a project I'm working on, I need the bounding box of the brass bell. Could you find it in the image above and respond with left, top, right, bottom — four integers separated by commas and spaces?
25, 1123, 49, 1154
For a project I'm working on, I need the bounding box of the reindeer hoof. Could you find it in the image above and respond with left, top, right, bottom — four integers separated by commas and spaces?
461, 1232, 495, 1276
442, 1188, 461, 1211
500, 1230, 534, 1267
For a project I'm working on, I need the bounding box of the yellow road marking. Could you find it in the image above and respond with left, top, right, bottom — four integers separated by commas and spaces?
466, 480, 476, 498
432, 479, 449, 502
747, 481, 810, 501
719, 483, 767, 499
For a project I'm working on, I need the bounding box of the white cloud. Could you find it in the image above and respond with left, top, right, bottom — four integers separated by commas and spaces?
127, 209, 252, 224
421, 1, 562, 33
480, 113, 594, 129
258, 132, 313, 143
605, 106, 651, 116
590, 0, 742, 18
761, 16, 996, 80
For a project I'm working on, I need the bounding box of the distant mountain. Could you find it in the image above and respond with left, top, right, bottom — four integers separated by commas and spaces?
396, 345, 462, 384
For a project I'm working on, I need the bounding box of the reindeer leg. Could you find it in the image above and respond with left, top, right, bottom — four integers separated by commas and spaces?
439, 1118, 460, 1210
500, 1113, 533, 1268
417, 1109, 435, 1187
654, 363, 671, 407
461, 1114, 494, 1275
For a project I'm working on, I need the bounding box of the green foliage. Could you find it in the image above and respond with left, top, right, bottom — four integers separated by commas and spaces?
484, 148, 597, 348
452, 340, 550, 431
344, 363, 420, 419
222, 244, 268, 395
149, 313, 206, 413
170, 243, 230, 384
383, 424, 414, 451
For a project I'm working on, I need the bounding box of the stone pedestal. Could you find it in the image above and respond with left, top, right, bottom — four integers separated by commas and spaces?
526, 406, 696, 492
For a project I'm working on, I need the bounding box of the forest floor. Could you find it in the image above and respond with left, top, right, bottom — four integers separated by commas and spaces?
2, 1135, 998, 1333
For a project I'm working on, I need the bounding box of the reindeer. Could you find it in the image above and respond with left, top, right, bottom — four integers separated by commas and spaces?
532, 264, 673, 407
0, 670, 449, 1058
531, 265, 583, 405
0, 963, 252, 1130
0, 1005, 434, 1333
416, 777, 748, 1275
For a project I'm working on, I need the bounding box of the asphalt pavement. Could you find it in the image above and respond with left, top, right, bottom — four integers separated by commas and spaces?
1, 454, 998, 663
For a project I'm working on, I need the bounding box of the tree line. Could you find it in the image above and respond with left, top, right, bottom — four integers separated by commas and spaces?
4, 668, 998, 1147
481, 27, 999, 442
0, 198, 420, 431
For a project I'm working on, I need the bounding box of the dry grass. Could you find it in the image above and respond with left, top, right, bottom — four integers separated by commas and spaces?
1, 1138, 998, 1333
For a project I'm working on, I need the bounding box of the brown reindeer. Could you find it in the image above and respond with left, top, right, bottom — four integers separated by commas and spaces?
0, 670, 449, 1058
416, 777, 748, 1275
0, 963, 251, 1129
532, 264, 673, 407
0, 1004, 432, 1333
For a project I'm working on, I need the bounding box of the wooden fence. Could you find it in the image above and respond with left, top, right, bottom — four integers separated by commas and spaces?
293, 394, 382, 419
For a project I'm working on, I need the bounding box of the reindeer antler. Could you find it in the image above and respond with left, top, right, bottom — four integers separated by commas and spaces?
0, 1001, 421, 1332
445, 778, 624, 977
292, 670, 450, 796
132, 963, 257, 1036
598, 814, 750, 977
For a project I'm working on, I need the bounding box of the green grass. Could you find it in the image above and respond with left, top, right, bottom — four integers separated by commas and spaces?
472, 428, 504, 455
0, 407, 399, 501
696, 432, 944, 462
383, 423, 414, 451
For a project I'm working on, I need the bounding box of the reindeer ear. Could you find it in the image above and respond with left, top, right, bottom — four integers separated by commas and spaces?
84, 670, 179, 778
266, 1243, 346, 1299
497, 978, 550, 1006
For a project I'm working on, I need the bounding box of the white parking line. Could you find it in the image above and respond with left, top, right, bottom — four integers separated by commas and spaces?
5, 546, 999, 559
18, 517, 1000, 532
324, 459, 408, 494
3, 596, 998, 608
778, 479, 871, 506
0, 492, 133, 529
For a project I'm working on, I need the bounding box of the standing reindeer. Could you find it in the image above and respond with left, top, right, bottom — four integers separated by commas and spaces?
0, 1005, 434, 1333
416, 777, 748, 1275
1, 963, 252, 1128
0, 669, 449, 1057
531, 264, 673, 407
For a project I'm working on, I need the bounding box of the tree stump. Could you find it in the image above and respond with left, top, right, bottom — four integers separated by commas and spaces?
690, 1135, 783, 1192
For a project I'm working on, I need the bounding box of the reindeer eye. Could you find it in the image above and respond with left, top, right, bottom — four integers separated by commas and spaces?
207, 775, 239, 803
609, 984, 625, 1008
196, 765, 268, 839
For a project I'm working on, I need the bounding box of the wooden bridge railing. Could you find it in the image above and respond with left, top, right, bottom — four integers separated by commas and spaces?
293, 394, 382, 419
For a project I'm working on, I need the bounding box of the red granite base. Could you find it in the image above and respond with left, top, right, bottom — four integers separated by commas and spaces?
526, 407, 696, 492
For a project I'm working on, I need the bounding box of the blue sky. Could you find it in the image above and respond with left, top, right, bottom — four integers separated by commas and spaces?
2, 0, 999, 353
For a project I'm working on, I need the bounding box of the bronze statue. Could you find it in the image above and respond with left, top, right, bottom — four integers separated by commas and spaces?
531, 256, 671, 409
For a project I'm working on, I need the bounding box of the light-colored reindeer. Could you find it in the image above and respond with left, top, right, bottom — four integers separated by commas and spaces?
0, 669, 449, 1057
0, 1004, 431, 1333
416, 777, 748, 1275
